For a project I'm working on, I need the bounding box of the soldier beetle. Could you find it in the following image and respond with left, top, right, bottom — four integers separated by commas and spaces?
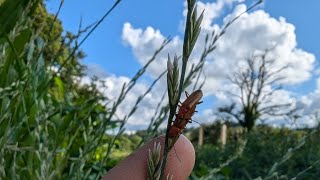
169, 90, 203, 138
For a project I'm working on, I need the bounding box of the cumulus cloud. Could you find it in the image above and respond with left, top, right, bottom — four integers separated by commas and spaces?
123, 2, 315, 89
183, 0, 243, 30
122, 23, 183, 78
81, 74, 167, 131
212, 5, 315, 84
297, 76, 320, 116
85, 64, 109, 78
115, 0, 318, 129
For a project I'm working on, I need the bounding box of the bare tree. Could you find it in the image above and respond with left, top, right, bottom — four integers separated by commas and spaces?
218, 49, 296, 131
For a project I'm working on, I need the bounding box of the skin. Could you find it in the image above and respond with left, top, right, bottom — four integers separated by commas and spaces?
103, 135, 195, 180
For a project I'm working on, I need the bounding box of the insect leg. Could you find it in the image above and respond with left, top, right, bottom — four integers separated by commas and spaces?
185, 91, 190, 98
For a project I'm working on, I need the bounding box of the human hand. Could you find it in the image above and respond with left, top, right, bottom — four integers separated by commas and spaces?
103, 135, 195, 180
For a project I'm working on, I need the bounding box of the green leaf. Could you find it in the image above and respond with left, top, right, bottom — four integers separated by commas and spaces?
220, 166, 232, 176
54, 76, 65, 97
13, 29, 32, 55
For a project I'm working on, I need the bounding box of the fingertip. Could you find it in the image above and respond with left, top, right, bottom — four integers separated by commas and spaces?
103, 135, 195, 180
165, 135, 195, 179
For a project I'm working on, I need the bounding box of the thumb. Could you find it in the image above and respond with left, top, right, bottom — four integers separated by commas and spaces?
103, 134, 195, 180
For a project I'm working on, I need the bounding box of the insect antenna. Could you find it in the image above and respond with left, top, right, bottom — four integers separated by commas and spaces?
191, 120, 207, 132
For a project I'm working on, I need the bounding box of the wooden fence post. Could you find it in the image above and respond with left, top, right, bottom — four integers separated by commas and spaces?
220, 123, 227, 146
198, 126, 203, 147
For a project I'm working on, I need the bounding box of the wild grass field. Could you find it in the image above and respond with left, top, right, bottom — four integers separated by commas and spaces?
0, 0, 319, 179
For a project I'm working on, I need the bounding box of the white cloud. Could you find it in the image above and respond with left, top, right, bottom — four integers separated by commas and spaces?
81, 74, 167, 131
122, 2, 315, 91
85, 63, 109, 78
122, 23, 183, 78
298, 77, 320, 116
184, 0, 242, 30
286, 76, 320, 127
116, 1, 318, 129
211, 5, 315, 85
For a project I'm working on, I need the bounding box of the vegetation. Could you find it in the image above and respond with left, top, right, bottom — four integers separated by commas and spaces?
0, 0, 319, 179
190, 125, 320, 179
0, 0, 122, 179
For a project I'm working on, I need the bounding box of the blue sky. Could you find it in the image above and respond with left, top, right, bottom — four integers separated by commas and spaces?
46, 0, 319, 77
46, 0, 320, 129
46, 0, 185, 77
